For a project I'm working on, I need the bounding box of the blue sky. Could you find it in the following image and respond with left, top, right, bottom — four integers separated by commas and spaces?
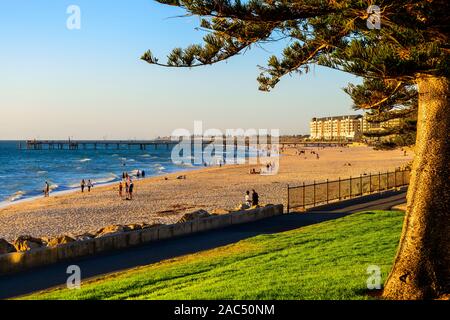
0, 0, 360, 139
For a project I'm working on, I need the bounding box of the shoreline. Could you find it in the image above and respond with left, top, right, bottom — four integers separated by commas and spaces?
0, 165, 201, 210
0, 151, 271, 210
0, 146, 413, 241
0, 146, 268, 209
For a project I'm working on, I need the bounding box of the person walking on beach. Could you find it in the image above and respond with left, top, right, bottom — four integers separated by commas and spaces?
43, 181, 50, 197
118, 181, 123, 198
125, 179, 129, 199
141, 170, 145, 178
80, 179, 85, 193
87, 179, 93, 192
252, 189, 259, 206
128, 179, 134, 200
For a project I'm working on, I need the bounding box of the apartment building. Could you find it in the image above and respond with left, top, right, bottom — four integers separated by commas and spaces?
310, 114, 401, 140
310, 115, 363, 140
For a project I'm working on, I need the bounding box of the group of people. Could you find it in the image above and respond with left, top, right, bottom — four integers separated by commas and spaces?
249, 168, 261, 175
248, 161, 277, 175
74, 170, 143, 201
118, 172, 134, 200
296, 149, 320, 159
310, 150, 320, 159
245, 189, 259, 207
46, 169, 145, 200
136, 170, 146, 179
80, 179, 94, 193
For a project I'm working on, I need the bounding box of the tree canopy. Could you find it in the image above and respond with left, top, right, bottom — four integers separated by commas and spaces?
345, 78, 417, 148
142, 0, 449, 92
142, 1, 447, 147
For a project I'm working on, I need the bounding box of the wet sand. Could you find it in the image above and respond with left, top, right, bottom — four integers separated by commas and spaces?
0, 146, 413, 241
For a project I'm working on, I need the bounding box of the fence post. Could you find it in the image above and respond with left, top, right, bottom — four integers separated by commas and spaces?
302, 182, 306, 211
378, 172, 381, 192
326, 179, 329, 204
338, 177, 341, 200
287, 184, 290, 214
360, 174, 363, 196
350, 176, 352, 199
387, 170, 389, 190
313, 180, 316, 207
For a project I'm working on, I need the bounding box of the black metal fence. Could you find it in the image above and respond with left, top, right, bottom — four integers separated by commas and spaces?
287, 169, 411, 213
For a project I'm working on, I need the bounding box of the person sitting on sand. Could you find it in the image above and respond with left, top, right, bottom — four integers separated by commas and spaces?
245, 191, 251, 206
81, 179, 85, 193
43, 181, 50, 197
252, 189, 259, 206
87, 179, 93, 192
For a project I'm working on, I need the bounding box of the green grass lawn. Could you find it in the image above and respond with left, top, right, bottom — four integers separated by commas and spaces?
22, 211, 404, 300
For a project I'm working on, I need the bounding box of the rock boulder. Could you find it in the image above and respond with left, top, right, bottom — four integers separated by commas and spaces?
126, 224, 142, 231
0, 239, 16, 255
210, 208, 230, 215
46, 235, 76, 247
13, 235, 44, 252
177, 209, 210, 223
95, 225, 128, 238
74, 233, 95, 241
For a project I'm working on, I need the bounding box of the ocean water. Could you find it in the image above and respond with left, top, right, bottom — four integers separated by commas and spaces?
0, 141, 201, 204
0, 141, 260, 205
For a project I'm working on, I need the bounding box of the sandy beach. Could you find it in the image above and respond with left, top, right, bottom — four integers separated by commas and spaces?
0, 146, 413, 241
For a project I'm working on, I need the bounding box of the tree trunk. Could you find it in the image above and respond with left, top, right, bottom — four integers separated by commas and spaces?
383, 75, 450, 300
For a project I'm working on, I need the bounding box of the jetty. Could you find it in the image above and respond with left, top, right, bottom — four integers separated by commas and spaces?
21, 140, 178, 151
20, 139, 349, 151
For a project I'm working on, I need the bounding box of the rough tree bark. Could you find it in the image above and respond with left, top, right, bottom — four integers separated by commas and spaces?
383, 75, 450, 300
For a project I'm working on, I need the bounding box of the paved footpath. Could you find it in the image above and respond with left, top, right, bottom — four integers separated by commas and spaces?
0, 190, 406, 299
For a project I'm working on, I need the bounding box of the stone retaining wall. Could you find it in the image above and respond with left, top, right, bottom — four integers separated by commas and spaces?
0, 204, 283, 275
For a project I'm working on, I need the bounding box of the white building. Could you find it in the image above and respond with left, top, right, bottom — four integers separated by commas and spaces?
310, 114, 402, 141
310, 115, 363, 140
